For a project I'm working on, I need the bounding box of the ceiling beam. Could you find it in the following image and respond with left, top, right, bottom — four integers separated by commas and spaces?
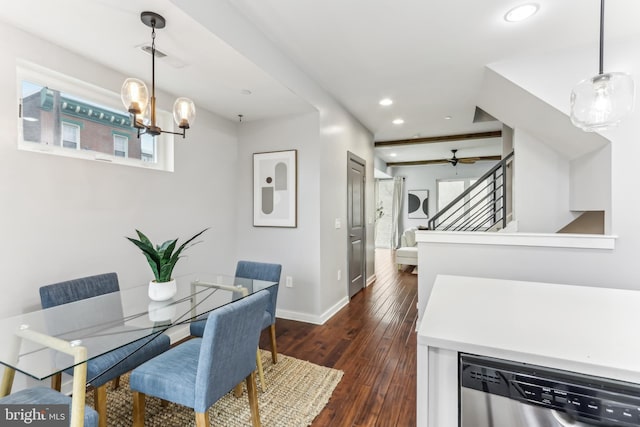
386, 155, 502, 167
375, 130, 502, 147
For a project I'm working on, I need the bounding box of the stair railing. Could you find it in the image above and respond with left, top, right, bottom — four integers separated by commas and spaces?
428, 151, 514, 231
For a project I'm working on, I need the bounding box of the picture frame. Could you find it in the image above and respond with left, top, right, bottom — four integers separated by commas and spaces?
408, 189, 429, 219
253, 149, 298, 227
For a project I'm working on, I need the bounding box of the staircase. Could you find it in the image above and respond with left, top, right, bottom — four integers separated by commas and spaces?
427, 151, 514, 231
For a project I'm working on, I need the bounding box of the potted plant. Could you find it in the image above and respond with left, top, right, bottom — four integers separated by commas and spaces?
127, 228, 208, 301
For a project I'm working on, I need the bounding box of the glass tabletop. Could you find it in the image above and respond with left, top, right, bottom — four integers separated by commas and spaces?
0, 273, 276, 381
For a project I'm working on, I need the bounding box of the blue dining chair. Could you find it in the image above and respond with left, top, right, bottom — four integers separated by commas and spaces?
189, 261, 281, 391
39, 272, 171, 427
130, 290, 270, 427
190, 261, 282, 363
0, 387, 98, 427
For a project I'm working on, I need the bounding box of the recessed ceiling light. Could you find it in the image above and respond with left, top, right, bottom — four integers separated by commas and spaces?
390, 153, 397, 157
392, 118, 404, 125
379, 98, 393, 106
444, 116, 452, 120
504, 3, 539, 22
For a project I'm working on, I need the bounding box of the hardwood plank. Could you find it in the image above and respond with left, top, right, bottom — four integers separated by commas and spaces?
261, 248, 418, 426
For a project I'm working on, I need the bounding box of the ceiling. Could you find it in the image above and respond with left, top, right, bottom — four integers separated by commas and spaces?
2, 0, 640, 164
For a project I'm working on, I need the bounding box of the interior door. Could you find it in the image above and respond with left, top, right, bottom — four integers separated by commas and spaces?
347, 152, 366, 298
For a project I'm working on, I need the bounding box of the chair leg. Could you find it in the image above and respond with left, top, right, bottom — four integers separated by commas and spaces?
195, 412, 211, 427
132, 391, 145, 427
246, 372, 261, 427
112, 376, 120, 390
234, 383, 243, 398
94, 385, 107, 427
51, 373, 62, 392
269, 324, 278, 364
256, 348, 266, 392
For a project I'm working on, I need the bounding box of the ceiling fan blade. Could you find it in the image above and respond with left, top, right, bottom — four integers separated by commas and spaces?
459, 158, 477, 164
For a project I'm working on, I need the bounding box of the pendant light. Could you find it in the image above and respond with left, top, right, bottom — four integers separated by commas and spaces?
570, 0, 634, 132
121, 12, 196, 139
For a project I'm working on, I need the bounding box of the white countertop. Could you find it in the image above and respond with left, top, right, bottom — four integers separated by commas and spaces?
418, 275, 640, 384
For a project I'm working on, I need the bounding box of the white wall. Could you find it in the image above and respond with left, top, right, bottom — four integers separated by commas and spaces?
570, 145, 612, 231
235, 112, 322, 318
417, 36, 640, 320
0, 22, 239, 318
513, 129, 576, 232
390, 162, 498, 231
0, 21, 242, 391
173, 0, 376, 323
319, 112, 375, 316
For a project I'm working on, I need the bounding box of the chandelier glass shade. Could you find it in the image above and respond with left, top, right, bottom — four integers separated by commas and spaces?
121, 78, 148, 118
569, 0, 634, 132
121, 12, 195, 138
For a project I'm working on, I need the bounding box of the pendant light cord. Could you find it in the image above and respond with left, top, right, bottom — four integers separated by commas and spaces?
599, 0, 605, 75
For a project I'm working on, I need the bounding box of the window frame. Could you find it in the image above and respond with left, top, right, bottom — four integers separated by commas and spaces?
113, 133, 129, 158
61, 121, 81, 150
16, 60, 174, 171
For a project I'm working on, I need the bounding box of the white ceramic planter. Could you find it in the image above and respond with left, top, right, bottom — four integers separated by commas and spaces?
148, 278, 177, 301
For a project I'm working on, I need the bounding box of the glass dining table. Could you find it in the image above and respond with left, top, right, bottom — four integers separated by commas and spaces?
0, 273, 277, 427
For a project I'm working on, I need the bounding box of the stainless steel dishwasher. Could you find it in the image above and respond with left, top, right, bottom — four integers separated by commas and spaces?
460, 354, 640, 427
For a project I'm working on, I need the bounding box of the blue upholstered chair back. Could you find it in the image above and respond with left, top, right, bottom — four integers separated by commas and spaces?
194, 290, 269, 412
39, 272, 124, 335
39, 272, 120, 308
235, 261, 281, 328
37, 272, 171, 389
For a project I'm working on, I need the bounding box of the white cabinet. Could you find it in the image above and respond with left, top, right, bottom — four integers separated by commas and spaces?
417, 275, 640, 427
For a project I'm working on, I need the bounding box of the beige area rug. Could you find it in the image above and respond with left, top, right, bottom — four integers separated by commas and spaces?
86, 350, 343, 426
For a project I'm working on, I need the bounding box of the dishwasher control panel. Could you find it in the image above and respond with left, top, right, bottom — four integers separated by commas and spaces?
511, 379, 640, 425
461, 354, 640, 427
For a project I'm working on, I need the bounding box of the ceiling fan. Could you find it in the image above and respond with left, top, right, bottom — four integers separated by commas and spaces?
448, 149, 480, 166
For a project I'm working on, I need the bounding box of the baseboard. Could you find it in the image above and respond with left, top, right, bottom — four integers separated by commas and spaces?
277, 296, 349, 325
366, 274, 376, 286
165, 324, 190, 344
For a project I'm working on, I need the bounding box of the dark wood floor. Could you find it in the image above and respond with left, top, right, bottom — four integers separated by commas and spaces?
259, 248, 418, 427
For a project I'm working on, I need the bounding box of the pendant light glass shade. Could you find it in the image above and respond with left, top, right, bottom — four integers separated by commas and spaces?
173, 97, 196, 129
121, 78, 149, 115
569, 0, 634, 132
570, 72, 634, 131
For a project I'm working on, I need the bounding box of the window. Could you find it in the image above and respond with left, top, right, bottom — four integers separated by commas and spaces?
437, 178, 482, 219
140, 134, 156, 163
17, 60, 173, 171
61, 122, 80, 149
437, 178, 493, 229
113, 134, 128, 157
437, 179, 468, 212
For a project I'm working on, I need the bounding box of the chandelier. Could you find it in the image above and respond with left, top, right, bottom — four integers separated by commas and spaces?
121, 11, 196, 139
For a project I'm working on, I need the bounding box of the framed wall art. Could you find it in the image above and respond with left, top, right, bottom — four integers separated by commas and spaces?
253, 149, 298, 227
408, 189, 429, 219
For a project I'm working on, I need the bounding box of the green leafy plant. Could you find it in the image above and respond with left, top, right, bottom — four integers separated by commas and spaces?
126, 228, 209, 283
